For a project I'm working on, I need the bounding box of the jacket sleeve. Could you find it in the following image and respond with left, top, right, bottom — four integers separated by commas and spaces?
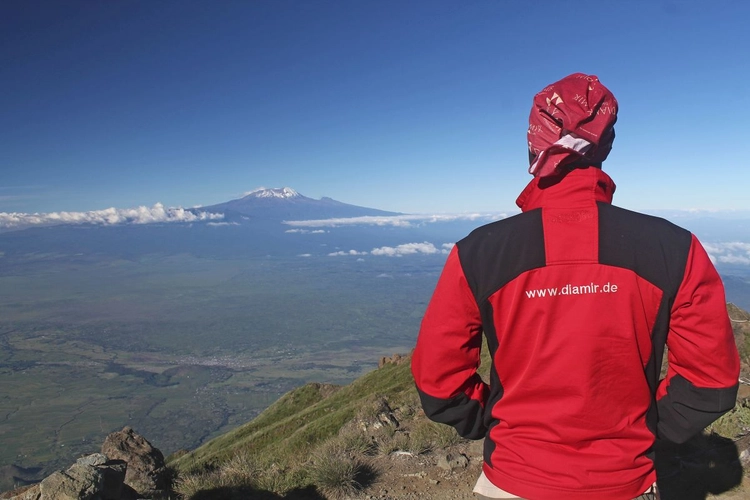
411, 246, 488, 439
656, 234, 740, 443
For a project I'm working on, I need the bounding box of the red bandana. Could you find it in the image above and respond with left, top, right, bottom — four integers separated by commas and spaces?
527, 73, 618, 178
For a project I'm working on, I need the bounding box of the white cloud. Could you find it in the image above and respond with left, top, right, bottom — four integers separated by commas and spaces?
371, 242, 443, 257
704, 242, 750, 266
285, 228, 328, 234
0, 203, 224, 230
720, 254, 750, 265
325, 241, 453, 258
298, 253, 312, 257
207, 222, 238, 227
328, 250, 368, 257
284, 213, 510, 228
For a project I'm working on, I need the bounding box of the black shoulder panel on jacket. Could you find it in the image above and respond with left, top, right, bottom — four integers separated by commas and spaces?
597, 203, 692, 294
456, 210, 546, 303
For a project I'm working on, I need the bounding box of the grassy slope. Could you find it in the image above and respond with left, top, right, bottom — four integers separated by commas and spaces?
169, 360, 417, 474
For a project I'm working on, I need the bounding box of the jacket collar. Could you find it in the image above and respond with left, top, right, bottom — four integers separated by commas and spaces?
515, 167, 616, 212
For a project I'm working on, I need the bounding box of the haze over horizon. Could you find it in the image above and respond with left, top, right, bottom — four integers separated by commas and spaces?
2, 184, 750, 233
2, 1, 749, 216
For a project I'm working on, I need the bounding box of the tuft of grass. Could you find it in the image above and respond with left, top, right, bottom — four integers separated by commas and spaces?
374, 430, 409, 456
336, 428, 377, 456
307, 442, 364, 499
174, 470, 224, 499
250, 461, 306, 494
174, 452, 258, 499
408, 419, 463, 454
218, 451, 256, 484
708, 401, 750, 438
174, 450, 305, 498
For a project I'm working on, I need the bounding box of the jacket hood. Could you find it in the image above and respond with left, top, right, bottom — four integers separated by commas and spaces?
516, 167, 616, 212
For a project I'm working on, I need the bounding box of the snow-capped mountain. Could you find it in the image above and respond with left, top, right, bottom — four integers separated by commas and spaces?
244, 187, 300, 199
199, 187, 400, 221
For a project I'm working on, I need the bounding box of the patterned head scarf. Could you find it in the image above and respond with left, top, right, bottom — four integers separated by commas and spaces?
527, 73, 618, 178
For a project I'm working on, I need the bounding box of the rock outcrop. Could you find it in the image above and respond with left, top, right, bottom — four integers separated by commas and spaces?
101, 427, 170, 498
378, 352, 408, 368
1, 428, 167, 500
2, 453, 126, 500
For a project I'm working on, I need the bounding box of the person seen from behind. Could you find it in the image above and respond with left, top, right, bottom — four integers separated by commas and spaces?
411, 73, 740, 499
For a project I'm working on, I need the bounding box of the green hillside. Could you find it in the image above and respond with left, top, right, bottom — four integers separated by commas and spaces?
170, 359, 416, 474
167, 348, 490, 498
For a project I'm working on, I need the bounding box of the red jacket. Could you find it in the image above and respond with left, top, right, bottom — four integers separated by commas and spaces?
412, 168, 739, 499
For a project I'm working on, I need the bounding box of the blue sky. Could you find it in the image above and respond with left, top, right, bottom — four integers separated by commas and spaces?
1, 0, 749, 215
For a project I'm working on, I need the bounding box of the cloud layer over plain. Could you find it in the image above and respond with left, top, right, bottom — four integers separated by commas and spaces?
284, 213, 509, 228
327, 242, 453, 258
705, 242, 750, 266
0, 204, 224, 230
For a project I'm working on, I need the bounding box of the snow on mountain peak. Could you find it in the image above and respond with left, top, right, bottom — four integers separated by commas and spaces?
244, 187, 300, 199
